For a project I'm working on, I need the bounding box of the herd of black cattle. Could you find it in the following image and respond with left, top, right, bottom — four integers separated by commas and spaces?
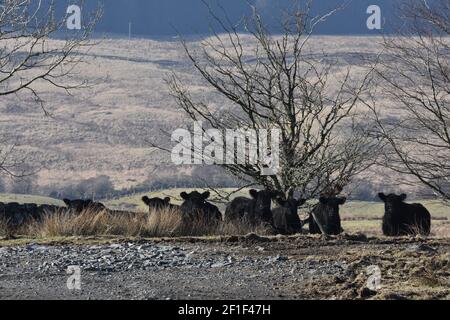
0, 189, 432, 237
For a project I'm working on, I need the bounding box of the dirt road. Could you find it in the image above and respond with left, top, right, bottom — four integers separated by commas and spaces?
0, 234, 449, 300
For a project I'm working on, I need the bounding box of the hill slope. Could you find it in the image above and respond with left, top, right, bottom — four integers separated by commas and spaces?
0, 35, 434, 198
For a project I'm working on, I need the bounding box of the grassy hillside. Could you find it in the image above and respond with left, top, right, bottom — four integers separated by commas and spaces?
0, 35, 422, 196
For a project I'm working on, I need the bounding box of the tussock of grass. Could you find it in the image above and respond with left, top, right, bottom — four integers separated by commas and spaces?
20, 208, 273, 238
219, 218, 272, 236
25, 208, 180, 238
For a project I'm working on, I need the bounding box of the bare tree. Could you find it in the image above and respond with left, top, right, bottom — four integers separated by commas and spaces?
369, 0, 449, 201
167, 1, 379, 199
0, 140, 29, 178
0, 0, 100, 177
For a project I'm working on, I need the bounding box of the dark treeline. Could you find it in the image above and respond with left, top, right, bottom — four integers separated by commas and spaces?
0, 171, 438, 202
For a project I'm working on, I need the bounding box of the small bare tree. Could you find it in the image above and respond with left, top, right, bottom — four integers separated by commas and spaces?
0, 140, 28, 178
0, 0, 100, 177
167, 1, 379, 199
369, 0, 449, 201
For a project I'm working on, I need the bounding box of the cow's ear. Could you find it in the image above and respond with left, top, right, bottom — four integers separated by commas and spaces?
202, 191, 210, 200
63, 199, 71, 206
338, 197, 347, 205
400, 194, 407, 201
249, 189, 259, 199
319, 197, 328, 204
378, 193, 386, 202
275, 197, 285, 206
180, 192, 189, 200
164, 197, 171, 204
142, 196, 150, 206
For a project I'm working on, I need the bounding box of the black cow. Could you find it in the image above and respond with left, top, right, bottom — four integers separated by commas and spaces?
0, 202, 5, 226
23, 203, 39, 219
2, 202, 25, 227
24, 204, 63, 221
63, 199, 106, 214
0, 202, 5, 218
180, 191, 222, 222
0, 202, 39, 228
0, 202, 64, 234
38, 204, 63, 214
378, 193, 431, 236
225, 189, 282, 225
309, 197, 346, 235
272, 197, 306, 235
142, 196, 178, 212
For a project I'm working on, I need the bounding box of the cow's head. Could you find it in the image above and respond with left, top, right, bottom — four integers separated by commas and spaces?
276, 197, 306, 214
319, 196, 347, 211
63, 199, 90, 209
378, 193, 407, 214
250, 189, 282, 205
180, 191, 211, 205
249, 189, 283, 220
142, 196, 171, 210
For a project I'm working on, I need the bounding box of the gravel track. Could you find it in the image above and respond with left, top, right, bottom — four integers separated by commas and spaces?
0, 235, 449, 300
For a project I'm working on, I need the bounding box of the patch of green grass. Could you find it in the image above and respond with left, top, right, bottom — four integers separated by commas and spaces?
0, 194, 64, 206
342, 220, 381, 236
343, 200, 449, 220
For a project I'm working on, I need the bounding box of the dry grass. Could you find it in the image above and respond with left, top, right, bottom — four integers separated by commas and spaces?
219, 218, 272, 236
24, 208, 180, 238
18, 208, 273, 239
405, 221, 431, 237
431, 221, 450, 238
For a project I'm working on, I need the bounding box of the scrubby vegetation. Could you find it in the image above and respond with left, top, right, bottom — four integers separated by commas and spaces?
10, 208, 272, 239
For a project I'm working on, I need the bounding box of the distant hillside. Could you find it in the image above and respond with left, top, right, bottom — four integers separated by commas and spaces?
0, 35, 437, 199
